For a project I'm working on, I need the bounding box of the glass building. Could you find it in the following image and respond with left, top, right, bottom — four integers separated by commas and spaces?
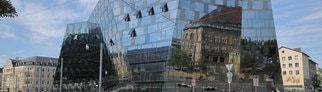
56, 0, 282, 92
53, 22, 133, 92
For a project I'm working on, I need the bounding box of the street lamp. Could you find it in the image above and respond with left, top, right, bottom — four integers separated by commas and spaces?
59, 34, 105, 92
86, 42, 103, 92
99, 43, 103, 92
59, 58, 63, 92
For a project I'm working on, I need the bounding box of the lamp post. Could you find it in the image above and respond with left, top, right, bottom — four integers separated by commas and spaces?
59, 58, 63, 92
99, 43, 103, 92
86, 42, 103, 92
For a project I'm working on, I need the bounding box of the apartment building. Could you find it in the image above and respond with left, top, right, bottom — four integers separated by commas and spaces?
279, 46, 317, 91
2, 56, 58, 92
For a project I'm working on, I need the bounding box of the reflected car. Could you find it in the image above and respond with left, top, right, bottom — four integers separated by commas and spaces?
203, 86, 217, 91
176, 83, 192, 88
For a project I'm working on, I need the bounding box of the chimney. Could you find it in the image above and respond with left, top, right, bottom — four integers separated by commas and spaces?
294, 48, 301, 52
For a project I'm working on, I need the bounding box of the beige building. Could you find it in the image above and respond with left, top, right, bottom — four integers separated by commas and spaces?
2, 56, 58, 92
279, 46, 317, 91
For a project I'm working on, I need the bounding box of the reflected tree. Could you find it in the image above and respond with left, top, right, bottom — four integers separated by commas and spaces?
170, 48, 192, 71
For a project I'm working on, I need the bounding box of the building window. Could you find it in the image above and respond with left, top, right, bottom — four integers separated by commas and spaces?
190, 33, 194, 40
289, 63, 292, 68
282, 57, 285, 61
148, 7, 155, 15
161, 3, 168, 12
124, 13, 130, 22
129, 29, 137, 38
110, 39, 115, 46
296, 70, 300, 75
289, 71, 293, 75
74, 35, 78, 40
295, 55, 298, 60
283, 71, 286, 75
282, 50, 285, 53
295, 63, 299, 67
288, 56, 292, 60
135, 11, 142, 19
282, 64, 286, 68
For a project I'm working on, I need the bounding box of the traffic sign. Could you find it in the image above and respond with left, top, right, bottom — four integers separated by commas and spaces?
227, 72, 233, 78
253, 76, 259, 86
191, 77, 196, 86
227, 72, 233, 83
225, 64, 233, 72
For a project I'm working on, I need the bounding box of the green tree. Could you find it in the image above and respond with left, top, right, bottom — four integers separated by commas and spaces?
0, 0, 18, 18
170, 48, 191, 70
312, 74, 321, 89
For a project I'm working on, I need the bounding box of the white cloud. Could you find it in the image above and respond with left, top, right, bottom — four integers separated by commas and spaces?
293, 12, 322, 24
0, 25, 17, 39
274, 1, 322, 45
10, 0, 98, 43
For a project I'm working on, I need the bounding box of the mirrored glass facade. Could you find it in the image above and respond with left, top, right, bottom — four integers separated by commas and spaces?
67, 0, 284, 91
53, 22, 132, 92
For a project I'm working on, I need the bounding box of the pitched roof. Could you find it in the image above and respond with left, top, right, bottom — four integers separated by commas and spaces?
13, 56, 58, 67
279, 46, 310, 57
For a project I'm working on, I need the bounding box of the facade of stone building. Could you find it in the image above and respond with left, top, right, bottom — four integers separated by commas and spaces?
2, 56, 57, 92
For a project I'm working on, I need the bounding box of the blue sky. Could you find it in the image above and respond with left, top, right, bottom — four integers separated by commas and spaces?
0, 0, 321, 67
272, 0, 322, 67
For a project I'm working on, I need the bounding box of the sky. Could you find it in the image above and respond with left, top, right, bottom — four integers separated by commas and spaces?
0, 0, 321, 67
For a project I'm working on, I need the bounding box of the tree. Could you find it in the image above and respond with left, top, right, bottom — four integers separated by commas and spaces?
312, 74, 321, 90
0, 0, 18, 18
170, 48, 191, 70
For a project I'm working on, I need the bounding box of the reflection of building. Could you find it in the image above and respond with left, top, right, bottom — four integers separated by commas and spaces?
77, 0, 281, 91
2, 56, 57, 92
181, 6, 241, 82
110, 53, 130, 80
53, 22, 127, 91
279, 46, 317, 91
